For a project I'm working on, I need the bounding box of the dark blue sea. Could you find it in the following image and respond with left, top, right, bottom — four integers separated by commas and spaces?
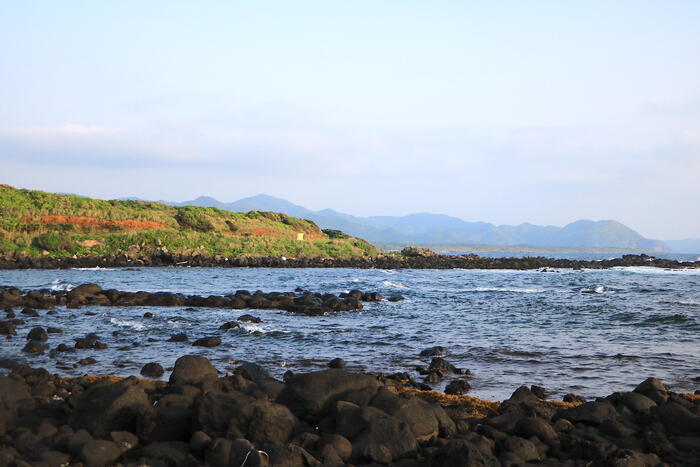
2, 264, 699, 400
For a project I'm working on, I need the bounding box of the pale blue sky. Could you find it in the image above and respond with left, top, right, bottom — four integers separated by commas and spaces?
1, 1, 699, 239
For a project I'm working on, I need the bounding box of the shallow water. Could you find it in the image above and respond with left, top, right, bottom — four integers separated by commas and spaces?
1, 266, 699, 400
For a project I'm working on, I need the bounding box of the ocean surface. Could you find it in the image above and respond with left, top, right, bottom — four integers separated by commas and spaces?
2, 265, 699, 400
447, 251, 700, 262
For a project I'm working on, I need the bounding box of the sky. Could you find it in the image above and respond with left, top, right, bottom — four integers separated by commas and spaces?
1, 1, 699, 240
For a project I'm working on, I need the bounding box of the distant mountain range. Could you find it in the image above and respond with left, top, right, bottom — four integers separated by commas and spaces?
113, 194, 694, 252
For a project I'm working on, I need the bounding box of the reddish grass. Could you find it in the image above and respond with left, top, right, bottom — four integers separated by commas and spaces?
23, 216, 169, 230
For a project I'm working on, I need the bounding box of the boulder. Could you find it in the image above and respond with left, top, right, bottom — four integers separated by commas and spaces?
329, 357, 346, 369
238, 314, 262, 323
192, 337, 221, 347
194, 391, 254, 437
235, 362, 270, 382
140, 362, 164, 378
70, 380, 150, 436
514, 417, 558, 441
277, 370, 381, 416
419, 346, 447, 357
22, 340, 48, 354
80, 439, 121, 466
168, 332, 188, 342
633, 378, 669, 404
618, 391, 657, 413
170, 355, 218, 385
558, 401, 619, 425
0, 375, 30, 404
445, 379, 471, 395
26, 327, 48, 342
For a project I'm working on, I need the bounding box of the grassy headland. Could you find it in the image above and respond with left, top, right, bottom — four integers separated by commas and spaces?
0, 185, 378, 259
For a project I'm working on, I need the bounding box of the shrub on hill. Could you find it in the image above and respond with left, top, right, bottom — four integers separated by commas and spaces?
175, 207, 215, 232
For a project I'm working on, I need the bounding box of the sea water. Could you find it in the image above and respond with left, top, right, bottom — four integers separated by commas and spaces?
1, 265, 699, 400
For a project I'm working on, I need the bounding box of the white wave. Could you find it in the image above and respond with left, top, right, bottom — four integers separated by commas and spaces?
51, 279, 76, 291
613, 266, 700, 275
351, 278, 360, 283
109, 317, 146, 331
240, 323, 265, 333
679, 300, 700, 306
71, 267, 116, 271
465, 286, 545, 293
383, 280, 408, 289
380, 269, 396, 274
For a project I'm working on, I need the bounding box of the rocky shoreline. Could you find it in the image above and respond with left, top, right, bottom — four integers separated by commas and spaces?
0, 251, 698, 270
1, 355, 699, 466
0, 285, 393, 320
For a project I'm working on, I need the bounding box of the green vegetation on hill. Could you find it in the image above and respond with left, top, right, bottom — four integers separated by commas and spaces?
0, 185, 378, 259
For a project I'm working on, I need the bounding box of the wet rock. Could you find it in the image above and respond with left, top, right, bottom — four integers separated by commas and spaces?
429, 357, 460, 374
168, 332, 188, 342
46, 327, 62, 334
79, 357, 97, 365
26, 326, 48, 341
563, 393, 586, 403
143, 312, 154, 318
419, 346, 447, 357
362, 292, 383, 302
170, 355, 218, 385
424, 371, 442, 384
238, 314, 262, 323
75, 334, 106, 349
530, 385, 547, 399
21, 307, 39, 317
80, 439, 121, 466
388, 295, 405, 302
140, 362, 165, 378
445, 379, 471, 395
219, 321, 240, 330
235, 362, 270, 382
192, 336, 221, 347
22, 340, 48, 354
0, 320, 16, 335
329, 357, 346, 369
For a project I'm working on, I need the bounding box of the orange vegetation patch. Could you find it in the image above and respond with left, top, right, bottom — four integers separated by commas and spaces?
24, 216, 169, 230
251, 228, 279, 237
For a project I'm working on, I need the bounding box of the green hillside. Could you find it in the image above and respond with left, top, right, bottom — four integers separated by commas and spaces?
0, 185, 378, 259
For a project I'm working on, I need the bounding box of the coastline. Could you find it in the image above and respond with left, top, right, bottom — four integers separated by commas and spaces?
1, 251, 698, 270
1, 355, 698, 465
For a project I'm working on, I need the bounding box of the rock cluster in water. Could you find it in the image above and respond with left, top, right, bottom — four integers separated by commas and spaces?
0, 356, 698, 466
1, 251, 697, 270
0, 285, 391, 317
